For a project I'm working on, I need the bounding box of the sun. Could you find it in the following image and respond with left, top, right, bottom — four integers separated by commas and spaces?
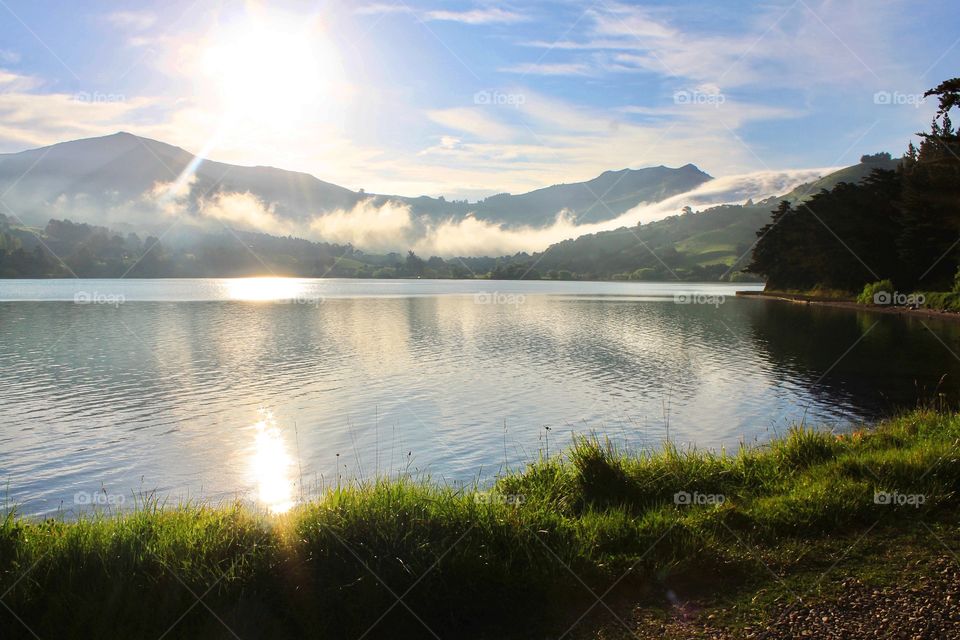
200, 11, 345, 125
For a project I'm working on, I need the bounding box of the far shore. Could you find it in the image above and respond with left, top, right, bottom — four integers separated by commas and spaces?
737, 289, 960, 322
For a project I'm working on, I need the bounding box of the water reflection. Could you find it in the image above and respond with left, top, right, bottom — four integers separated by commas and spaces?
3, 284, 960, 517
250, 414, 295, 513
225, 277, 306, 301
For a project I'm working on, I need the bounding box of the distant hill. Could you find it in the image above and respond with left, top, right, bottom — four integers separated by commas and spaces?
529, 202, 773, 280
0, 132, 711, 230
527, 156, 902, 280
470, 164, 711, 225
780, 153, 900, 203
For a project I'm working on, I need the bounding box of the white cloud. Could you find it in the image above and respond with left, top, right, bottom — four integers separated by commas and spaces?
0, 73, 158, 150
587, 3, 676, 40
353, 4, 525, 24
0, 69, 41, 92
105, 10, 157, 31
513, 0, 902, 89
426, 107, 517, 141
425, 7, 526, 25
499, 62, 591, 76
354, 3, 412, 16
0, 50, 20, 64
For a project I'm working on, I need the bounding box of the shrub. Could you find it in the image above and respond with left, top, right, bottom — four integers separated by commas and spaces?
918, 291, 960, 312
857, 279, 895, 305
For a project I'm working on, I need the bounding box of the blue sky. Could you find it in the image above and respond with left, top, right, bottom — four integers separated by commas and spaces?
0, 0, 956, 199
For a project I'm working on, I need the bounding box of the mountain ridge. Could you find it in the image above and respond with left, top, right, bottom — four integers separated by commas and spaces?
0, 131, 712, 229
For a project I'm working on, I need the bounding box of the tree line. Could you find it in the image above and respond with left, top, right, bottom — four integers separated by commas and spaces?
748, 78, 960, 293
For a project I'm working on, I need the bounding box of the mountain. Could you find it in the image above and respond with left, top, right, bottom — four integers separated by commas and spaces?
0, 132, 711, 230
0, 132, 361, 225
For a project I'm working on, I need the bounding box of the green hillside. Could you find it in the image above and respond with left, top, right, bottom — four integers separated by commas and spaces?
531, 203, 772, 280
781, 153, 901, 203
529, 157, 902, 281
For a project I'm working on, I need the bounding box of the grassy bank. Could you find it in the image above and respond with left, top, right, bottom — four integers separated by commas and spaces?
2, 410, 959, 639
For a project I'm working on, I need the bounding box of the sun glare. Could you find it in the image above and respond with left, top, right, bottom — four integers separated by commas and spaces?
200, 12, 344, 124
250, 414, 295, 514
224, 277, 306, 302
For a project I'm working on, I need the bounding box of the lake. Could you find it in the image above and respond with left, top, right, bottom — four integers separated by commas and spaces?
2, 278, 959, 516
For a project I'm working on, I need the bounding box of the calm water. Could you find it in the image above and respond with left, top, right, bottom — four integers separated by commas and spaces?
2, 278, 959, 516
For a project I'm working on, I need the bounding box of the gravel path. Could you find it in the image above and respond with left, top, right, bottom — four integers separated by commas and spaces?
588, 556, 960, 639
740, 558, 960, 639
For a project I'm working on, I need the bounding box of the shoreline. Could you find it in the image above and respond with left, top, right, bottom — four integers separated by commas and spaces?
736, 289, 960, 322
3, 409, 958, 639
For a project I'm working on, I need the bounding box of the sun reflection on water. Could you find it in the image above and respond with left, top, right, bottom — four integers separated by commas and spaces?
250, 413, 295, 514
224, 277, 306, 302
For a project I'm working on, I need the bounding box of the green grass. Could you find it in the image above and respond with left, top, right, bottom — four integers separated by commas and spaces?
2, 410, 959, 638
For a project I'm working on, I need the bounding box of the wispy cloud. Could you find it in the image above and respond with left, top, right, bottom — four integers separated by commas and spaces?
354, 3, 525, 24
425, 7, 527, 25
354, 3, 411, 16
426, 107, 517, 141
0, 49, 20, 64
105, 10, 157, 31
513, 0, 902, 89
499, 62, 590, 76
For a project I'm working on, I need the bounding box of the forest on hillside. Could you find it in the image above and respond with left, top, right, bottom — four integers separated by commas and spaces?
748, 78, 960, 294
